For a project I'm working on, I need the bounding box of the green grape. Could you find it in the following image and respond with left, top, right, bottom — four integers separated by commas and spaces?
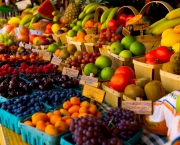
0, 38, 4, 43
7, 39, 13, 46
4, 42, 8, 46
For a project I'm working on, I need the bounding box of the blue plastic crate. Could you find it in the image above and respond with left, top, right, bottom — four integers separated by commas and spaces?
0, 95, 7, 103
19, 117, 70, 145
60, 130, 143, 145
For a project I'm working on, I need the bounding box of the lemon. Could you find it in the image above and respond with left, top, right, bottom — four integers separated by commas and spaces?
161, 32, 180, 46
51, 23, 61, 34
161, 28, 175, 38
172, 43, 180, 52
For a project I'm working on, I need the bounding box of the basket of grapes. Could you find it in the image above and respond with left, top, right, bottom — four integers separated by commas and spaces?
60, 107, 143, 145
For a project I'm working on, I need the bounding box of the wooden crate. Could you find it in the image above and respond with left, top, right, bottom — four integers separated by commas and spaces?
66, 35, 72, 45
69, 41, 85, 51
133, 57, 162, 81
52, 33, 68, 45
101, 82, 123, 107
160, 69, 180, 93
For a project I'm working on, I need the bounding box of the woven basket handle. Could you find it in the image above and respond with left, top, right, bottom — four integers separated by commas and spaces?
116, 6, 139, 19
94, 6, 108, 22
140, 1, 173, 15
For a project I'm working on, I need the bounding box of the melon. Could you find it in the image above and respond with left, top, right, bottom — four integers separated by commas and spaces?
83, 63, 99, 76
34, 0, 55, 20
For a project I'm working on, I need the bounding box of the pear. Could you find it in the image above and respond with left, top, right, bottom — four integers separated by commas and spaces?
59, 49, 70, 60
47, 44, 59, 53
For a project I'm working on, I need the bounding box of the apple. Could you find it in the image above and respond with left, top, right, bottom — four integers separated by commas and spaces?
119, 50, 132, 58
39, 35, 46, 40
41, 39, 50, 45
33, 37, 42, 46
119, 13, 128, 23
29, 34, 38, 43
110, 41, 124, 55
46, 23, 53, 31
45, 29, 52, 34
108, 19, 118, 29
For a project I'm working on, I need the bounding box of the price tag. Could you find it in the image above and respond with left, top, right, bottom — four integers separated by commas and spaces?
43, 52, 52, 61
62, 67, 79, 78
32, 48, 39, 53
24, 43, 32, 49
41, 45, 45, 50
133, 22, 149, 31
82, 84, 105, 103
122, 27, 131, 36
38, 50, 45, 56
80, 75, 98, 87
122, 100, 152, 115
51, 56, 62, 66
19, 41, 24, 47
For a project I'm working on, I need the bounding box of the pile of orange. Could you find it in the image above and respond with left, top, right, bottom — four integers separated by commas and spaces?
23, 97, 102, 136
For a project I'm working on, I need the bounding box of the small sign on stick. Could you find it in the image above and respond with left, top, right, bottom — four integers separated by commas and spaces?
133, 22, 149, 31
80, 75, 98, 87
51, 56, 62, 66
122, 27, 131, 36
62, 67, 79, 78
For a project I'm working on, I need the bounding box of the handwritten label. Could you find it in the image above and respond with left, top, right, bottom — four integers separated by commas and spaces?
43, 52, 51, 61
122, 27, 131, 36
51, 56, 62, 66
80, 75, 98, 87
82, 84, 105, 103
62, 67, 79, 78
19, 41, 24, 47
32, 49, 39, 53
122, 100, 152, 115
24, 43, 32, 49
133, 22, 149, 31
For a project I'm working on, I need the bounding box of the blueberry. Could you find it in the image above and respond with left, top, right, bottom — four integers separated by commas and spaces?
54, 96, 59, 102
35, 97, 39, 101
27, 103, 31, 107
48, 91, 52, 95
23, 112, 28, 116
6, 101, 11, 105
49, 95, 54, 100
1, 105, 7, 110
35, 106, 41, 111
30, 107, 34, 111
31, 110, 35, 114
44, 101, 49, 104
30, 99, 35, 104
17, 113, 22, 117
39, 97, 43, 101
20, 106, 26, 111
34, 102, 39, 106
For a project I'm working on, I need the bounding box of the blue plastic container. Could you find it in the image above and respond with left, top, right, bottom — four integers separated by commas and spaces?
0, 95, 7, 103
19, 117, 70, 145
60, 130, 143, 145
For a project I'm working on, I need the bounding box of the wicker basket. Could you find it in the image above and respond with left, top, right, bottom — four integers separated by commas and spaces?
135, 1, 173, 50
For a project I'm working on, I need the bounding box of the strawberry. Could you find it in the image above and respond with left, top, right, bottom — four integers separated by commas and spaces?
12, 69, 19, 75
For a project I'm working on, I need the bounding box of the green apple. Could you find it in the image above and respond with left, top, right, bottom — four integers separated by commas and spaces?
119, 50, 132, 58
47, 43, 59, 53
110, 42, 124, 55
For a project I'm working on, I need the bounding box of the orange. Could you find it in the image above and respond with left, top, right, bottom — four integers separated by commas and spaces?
53, 110, 61, 116
36, 121, 47, 132
88, 105, 97, 115
77, 31, 86, 38
54, 49, 61, 57
77, 37, 85, 42
45, 121, 51, 126
47, 112, 54, 119
79, 107, 88, 113
70, 97, 80, 105
80, 101, 90, 108
45, 125, 59, 136
66, 118, 72, 127
61, 116, 72, 122
96, 111, 102, 118
72, 36, 78, 42
60, 109, 71, 116
68, 105, 80, 114
50, 114, 61, 125
24, 120, 35, 127
71, 112, 79, 118
78, 113, 88, 118
84, 34, 92, 42
32, 112, 49, 125
63, 101, 72, 110
55, 120, 69, 132
84, 20, 95, 28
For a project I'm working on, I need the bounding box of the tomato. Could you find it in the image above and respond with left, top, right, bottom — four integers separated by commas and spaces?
125, 14, 135, 23
108, 19, 118, 29
156, 46, 174, 63
118, 13, 127, 23
146, 58, 162, 65
110, 73, 131, 92
114, 66, 134, 79
145, 49, 157, 61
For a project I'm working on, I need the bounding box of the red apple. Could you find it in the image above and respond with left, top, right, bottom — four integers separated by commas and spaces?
119, 13, 128, 23
29, 34, 38, 43
108, 19, 118, 29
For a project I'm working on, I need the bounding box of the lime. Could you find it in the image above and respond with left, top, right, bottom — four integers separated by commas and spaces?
84, 63, 99, 76
70, 23, 76, 28
95, 56, 112, 69
121, 35, 136, 50
51, 23, 61, 34
130, 41, 146, 56
100, 67, 115, 80
76, 20, 82, 27
67, 29, 77, 37
119, 50, 132, 58
72, 25, 82, 32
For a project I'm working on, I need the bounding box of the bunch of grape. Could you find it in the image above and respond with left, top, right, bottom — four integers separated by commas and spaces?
0, 33, 16, 46
103, 107, 142, 141
0, 19, 7, 28
70, 116, 123, 145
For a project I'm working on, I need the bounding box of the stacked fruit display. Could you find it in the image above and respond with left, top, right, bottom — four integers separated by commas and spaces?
109, 35, 146, 58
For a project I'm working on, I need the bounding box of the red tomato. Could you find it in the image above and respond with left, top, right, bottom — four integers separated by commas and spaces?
108, 19, 118, 29
145, 49, 157, 61
125, 14, 134, 23
146, 58, 162, 65
156, 46, 174, 63
114, 66, 134, 79
46, 23, 53, 30
131, 79, 136, 84
118, 13, 127, 23
110, 73, 131, 92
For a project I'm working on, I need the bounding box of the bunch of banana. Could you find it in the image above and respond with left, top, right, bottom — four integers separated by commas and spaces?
52, 10, 63, 23
19, 14, 40, 28
23, 5, 39, 14
78, 3, 100, 27
100, 7, 119, 29
146, 8, 180, 36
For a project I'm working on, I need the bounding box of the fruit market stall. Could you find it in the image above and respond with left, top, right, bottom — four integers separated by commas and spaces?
1, 0, 180, 144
